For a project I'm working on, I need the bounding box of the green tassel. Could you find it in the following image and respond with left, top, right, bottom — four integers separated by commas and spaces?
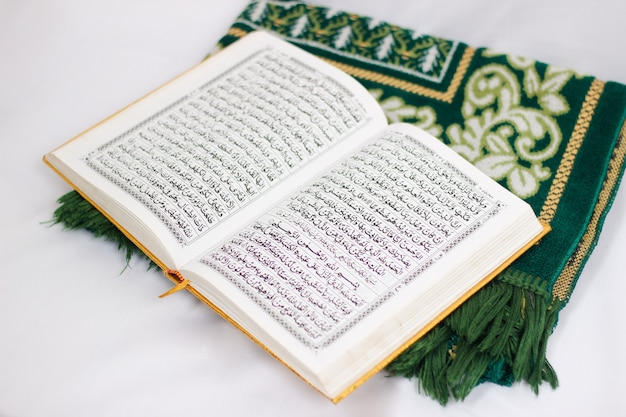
388, 278, 561, 404
386, 325, 456, 403
51, 191, 155, 267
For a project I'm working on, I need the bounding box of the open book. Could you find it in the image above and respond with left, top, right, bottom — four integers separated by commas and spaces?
44, 32, 548, 402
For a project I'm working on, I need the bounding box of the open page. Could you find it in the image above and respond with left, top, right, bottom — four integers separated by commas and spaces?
44, 32, 387, 268
182, 123, 545, 399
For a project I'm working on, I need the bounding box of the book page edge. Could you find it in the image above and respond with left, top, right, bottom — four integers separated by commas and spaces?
43, 155, 171, 272
330, 220, 550, 403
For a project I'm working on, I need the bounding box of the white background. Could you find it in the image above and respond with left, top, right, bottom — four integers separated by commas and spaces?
1, 1, 625, 416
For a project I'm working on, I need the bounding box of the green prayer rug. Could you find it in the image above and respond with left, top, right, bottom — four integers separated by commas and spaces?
51, 0, 626, 404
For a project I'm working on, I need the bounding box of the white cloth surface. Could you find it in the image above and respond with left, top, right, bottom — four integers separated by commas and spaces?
1, 1, 625, 416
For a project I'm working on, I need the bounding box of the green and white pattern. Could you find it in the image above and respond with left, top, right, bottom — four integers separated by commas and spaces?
446, 55, 576, 198
236, 0, 460, 83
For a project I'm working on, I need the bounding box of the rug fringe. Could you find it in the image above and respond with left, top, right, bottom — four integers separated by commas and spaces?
387, 278, 561, 404
51, 191, 153, 266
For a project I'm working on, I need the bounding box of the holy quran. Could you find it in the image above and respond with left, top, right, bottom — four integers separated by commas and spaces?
44, 32, 548, 402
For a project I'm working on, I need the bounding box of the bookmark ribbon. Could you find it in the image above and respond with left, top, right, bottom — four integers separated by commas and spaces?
159, 270, 190, 298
